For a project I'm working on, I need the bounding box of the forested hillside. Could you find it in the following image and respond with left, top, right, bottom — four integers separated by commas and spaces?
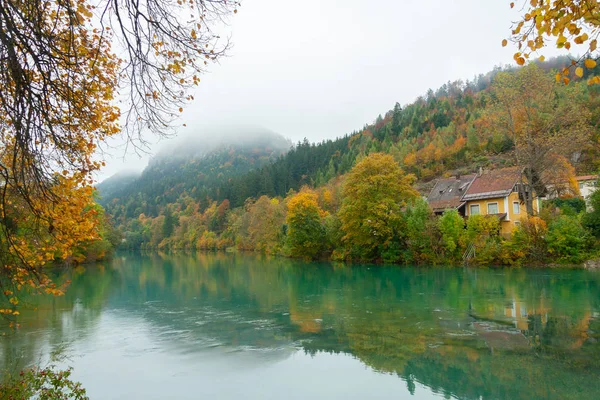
216, 56, 600, 207
100, 128, 292, 224
101, 58, 600, 263
96, 171, 141, 202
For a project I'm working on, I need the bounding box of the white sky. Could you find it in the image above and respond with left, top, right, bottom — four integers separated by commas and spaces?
97, 0, 565, 182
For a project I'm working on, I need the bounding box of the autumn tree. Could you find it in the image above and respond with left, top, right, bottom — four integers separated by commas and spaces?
490, 64, 592, 214
439, 209, 466, 262
247, 196, 286, 253
0, 0, 239, 315
543, 155, 581, 198
505, 0, 600, 82
339, 153, 418, 260
404, 198, 442, 264
285, 189, 326, 259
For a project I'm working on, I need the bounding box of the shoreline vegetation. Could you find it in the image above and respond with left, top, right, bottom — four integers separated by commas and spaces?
115, 153, 600, 268
103, 63, 600, 268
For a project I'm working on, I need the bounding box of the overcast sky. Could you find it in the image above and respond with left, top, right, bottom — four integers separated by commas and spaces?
97, 0, 563, 181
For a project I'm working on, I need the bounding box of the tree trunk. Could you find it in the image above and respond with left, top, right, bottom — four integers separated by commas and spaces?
519, 172, 535, 216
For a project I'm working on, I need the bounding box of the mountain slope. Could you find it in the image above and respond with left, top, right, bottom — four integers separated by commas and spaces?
97, 170, 141, 201
215, 57, 600, 207
102, 57, 600, 252
100, 127, 291, 224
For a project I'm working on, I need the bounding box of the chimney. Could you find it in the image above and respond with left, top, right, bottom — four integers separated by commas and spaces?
478, 166, 483, 176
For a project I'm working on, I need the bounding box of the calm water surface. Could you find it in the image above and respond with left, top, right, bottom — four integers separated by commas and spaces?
2, 252, 600, 399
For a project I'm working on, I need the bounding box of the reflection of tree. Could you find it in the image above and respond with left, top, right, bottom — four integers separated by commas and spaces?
0, 265, 120, 372
3, 253, 600, 399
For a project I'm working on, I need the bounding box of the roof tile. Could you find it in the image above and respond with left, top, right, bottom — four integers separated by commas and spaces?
463, 167, 521, 201
427, 174, 476, 211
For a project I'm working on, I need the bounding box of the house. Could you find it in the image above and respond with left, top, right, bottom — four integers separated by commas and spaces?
426, 174, 476, 216
462, 167, 541, 236
542, 174, 597, 210
576, 175, 597, 207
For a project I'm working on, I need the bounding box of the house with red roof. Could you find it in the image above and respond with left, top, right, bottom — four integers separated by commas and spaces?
427, 167, 542, 235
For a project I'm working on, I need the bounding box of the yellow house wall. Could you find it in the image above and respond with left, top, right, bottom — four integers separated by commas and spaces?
465, 191, 541, 236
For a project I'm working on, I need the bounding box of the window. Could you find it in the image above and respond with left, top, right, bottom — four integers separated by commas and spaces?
520, 303, 528, 317
513, 201, 520, 215
469, 204, 480, 215
487, 202, 499, 214
579, 182, 584, 190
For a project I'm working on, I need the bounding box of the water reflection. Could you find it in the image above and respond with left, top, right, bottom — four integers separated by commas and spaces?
2, 252, 600, 399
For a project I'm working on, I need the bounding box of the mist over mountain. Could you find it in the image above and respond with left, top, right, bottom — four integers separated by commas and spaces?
98, 126, 292, 219
152, 125, 292, 161
96, 170, 141, 201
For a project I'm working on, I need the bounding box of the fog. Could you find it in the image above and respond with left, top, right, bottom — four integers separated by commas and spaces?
151, 124, 292, 161
96, 0, 566, 182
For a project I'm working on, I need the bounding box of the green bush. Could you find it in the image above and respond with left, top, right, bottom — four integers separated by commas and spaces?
0, 366, 87, 400
403, 199, 442, 264
324, 214, 344, 255
545, 197, 587, 216
501, 216, 548, 265
582, 188, 600, 237
545, 215, 592, 263
465, 215, 501, 265
439, 209, 465, 262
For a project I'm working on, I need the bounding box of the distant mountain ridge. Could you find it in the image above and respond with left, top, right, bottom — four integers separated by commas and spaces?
99, 127, 292, 223
97, 170, 141, 202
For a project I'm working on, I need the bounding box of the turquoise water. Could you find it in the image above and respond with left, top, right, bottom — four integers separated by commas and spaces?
2, 252, 600, 399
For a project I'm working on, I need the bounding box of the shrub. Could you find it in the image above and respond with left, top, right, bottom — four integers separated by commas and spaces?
582, 188, 600, 237
465, 215, 501, 265
324, 214, 344, 256
439, 209, 466, 262
0, 366, 87, 400
545, 197, 587, 216
404, 199, 443, 264
545, 215, 592, 263
501, 216, 548, 265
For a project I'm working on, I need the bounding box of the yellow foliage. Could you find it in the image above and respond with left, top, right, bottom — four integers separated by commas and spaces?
285, 188, 326, 259
340, 153, 418, 258
585, 59, 597, 69
1, 0, 240, 315
507, 0, 600, 83
403, 152, 417, 167
287, 189, 327, 220
0, 0, 120, 312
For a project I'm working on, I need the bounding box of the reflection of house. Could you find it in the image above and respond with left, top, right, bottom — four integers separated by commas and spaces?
463, 167, 541, 236
289, 305, 322, 333
504, 300, 547, 330
426, 174, 476, 216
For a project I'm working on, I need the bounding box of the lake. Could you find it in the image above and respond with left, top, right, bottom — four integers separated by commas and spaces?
2, 252, 600, 399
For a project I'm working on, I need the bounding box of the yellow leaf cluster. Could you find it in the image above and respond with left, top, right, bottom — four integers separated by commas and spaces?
0, 0, 120, 312
505, 0, 600, 83
286, 189, 327, 222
